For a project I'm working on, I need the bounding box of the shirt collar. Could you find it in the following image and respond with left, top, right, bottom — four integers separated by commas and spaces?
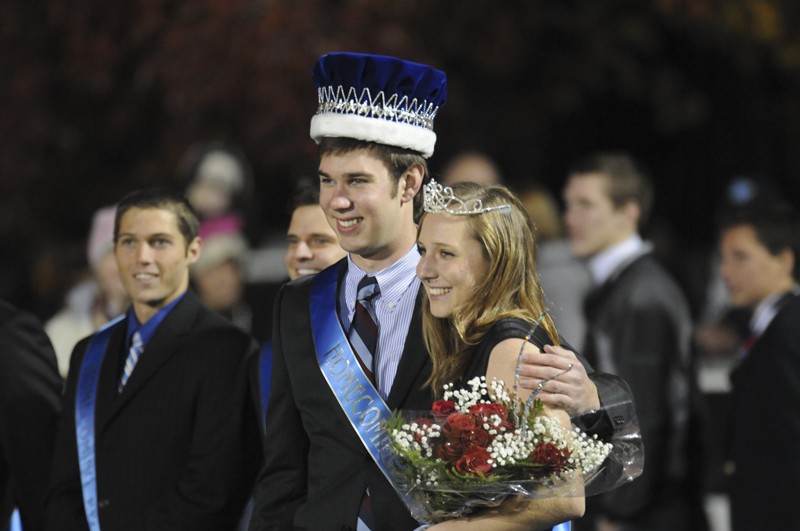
750, 284, 800, 337
125, 292, 186, 348
587, 234, 648, 285
345, 244, 420, 304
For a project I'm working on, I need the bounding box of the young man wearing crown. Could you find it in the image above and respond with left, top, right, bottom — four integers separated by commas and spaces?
249, 53, 636, 531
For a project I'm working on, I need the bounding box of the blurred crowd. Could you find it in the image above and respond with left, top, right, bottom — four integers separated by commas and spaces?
2, 140, 798, 531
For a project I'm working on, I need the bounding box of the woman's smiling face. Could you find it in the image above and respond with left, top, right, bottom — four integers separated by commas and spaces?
416, 214, 489, 318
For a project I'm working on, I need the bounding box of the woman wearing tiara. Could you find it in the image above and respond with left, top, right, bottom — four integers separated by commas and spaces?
415, 181, 587, 529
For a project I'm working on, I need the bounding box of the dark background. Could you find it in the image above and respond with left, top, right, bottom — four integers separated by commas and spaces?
3, 0, 800, 319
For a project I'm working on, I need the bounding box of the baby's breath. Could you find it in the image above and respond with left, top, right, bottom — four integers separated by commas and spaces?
386, 376, 615, 523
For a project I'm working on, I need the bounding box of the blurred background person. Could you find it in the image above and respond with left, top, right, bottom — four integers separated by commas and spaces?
1, 299, 61, 531
439, 150, 504, 187
190, 217, 270, 340
44, 206, 128, 378
563, 152, 708, 531
178, 142, 258, 242
518, 182, 592, 352
254, 182, 347, 422
284, 184, 347, 281
718, 204, 800, 531
690, 176, 780, 362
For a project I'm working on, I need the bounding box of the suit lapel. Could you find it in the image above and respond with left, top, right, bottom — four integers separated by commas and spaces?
386, 286, 428, 410
96, 292, 199, 431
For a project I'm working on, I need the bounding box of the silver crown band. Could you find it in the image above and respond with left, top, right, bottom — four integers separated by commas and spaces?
423, 180, 512, 215
316, 86, 439, 130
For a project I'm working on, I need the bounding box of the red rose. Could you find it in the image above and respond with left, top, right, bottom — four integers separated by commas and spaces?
469, 402, 509, 423
435, 438, 463, 463
443, 413, 477, 439
454, 446, 494, 476
530, 442, 570, 472
461, 428, 491, 447
431, 400, 456, 421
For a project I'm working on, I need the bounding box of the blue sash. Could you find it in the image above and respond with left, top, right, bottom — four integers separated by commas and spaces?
8, 508, 22, 531
309, 265, 395, 483
258, 341, 273, 433
75, 315, 124, 531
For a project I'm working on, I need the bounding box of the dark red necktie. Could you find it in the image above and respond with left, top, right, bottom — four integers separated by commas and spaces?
348, 275, 380, 384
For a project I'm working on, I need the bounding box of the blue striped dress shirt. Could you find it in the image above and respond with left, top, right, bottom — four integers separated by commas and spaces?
339, 245, 420, 400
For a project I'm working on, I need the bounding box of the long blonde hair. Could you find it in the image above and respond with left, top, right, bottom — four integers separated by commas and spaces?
420, 183, 560, 394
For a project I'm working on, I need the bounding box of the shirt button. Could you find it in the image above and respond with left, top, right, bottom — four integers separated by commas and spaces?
98, 499, 110, 509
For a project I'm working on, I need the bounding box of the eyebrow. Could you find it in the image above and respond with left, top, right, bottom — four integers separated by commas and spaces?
117, 232, 174, 239
317, 170, 373, 179
287, 231, 336, 240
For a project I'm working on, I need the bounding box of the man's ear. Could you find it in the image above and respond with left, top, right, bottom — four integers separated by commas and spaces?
778, 247, 795, 279
186, 237, 203, 265
400, 164, 424, 204
620, 200, 641, 230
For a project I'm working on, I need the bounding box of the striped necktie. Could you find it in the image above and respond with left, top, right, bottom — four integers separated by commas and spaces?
348, 275, 380, 384
350, 276, 380, 531
119, 330, 143, 392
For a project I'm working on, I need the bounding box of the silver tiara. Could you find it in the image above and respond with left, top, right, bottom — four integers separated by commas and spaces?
423, 180, 512, 215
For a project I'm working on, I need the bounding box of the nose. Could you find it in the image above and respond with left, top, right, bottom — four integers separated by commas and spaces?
136, 243, 154, 263
326, 182, 352, 211
293, 241, 313, 261
416, 253, 435, 281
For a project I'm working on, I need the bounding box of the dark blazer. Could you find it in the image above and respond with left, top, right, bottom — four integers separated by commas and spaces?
582, 252, 707, 530
249, 261, 431, 531
0, 300, 62, 531
44, 290, 260, 531
729, 293, 800, 531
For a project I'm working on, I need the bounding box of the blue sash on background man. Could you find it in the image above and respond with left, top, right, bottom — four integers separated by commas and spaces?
75, 316, 123, 531
75, 295, 183, 531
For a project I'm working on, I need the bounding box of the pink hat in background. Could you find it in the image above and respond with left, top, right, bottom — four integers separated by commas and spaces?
87, 206, 117, 269
193, 215, 249, 274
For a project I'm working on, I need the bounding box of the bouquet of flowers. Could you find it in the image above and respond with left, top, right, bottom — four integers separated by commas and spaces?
385, 376, 616, 524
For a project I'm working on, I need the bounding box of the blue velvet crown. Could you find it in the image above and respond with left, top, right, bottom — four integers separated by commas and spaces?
310, 52, 447, 158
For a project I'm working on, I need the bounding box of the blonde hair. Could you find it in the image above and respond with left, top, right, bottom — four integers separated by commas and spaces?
420, 183, 560, 394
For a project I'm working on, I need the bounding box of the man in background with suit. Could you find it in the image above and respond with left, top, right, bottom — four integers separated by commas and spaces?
45, 189, 259, 531
563, 152, 707, 531
719, 204, 800, 531
0, 300, 61, 531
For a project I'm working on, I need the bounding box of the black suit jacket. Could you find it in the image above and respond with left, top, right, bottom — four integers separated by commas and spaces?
582, 253, 705, 529
729, 293, 800, 531
44, 290, 260, 531
0, 300, 62, 531
249, 261, 431, 531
